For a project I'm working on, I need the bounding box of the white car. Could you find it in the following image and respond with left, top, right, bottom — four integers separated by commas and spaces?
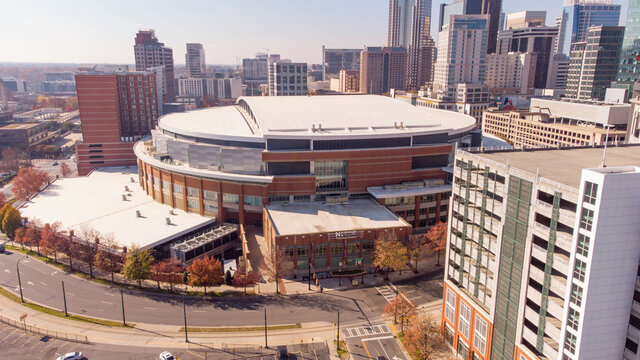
56, 352, 83, 360
159, 351, 175, 360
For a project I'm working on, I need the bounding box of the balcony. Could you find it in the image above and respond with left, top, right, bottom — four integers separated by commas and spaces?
545, 315, 562, 342
627, 324, 640, 343
551, 251, 570, 276
633, 300, 640, 317
531, 243, 547, 264
536, 200, 553, 218
555, 230, 574, 251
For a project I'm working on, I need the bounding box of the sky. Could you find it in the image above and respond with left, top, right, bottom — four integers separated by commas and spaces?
0, 0, 629, 66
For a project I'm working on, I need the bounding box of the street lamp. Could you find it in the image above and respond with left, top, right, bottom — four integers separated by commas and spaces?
338, 262, 343, 286
16, 256, 28, 303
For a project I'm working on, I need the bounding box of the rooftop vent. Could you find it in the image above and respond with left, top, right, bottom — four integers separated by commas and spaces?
125, 185, 130, 192
166, 217, 171, 225
169, 210, 175, 215
130, 177, 135, 183
136, 210, 141, 218
122, 194, 127, 201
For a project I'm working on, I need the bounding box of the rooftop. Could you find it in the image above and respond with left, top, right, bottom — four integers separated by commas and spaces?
158, 95, 476, 140
0, 122, 43, 130
19, 167, 214, 249
471, 145, 640, 188
265, 198, 409, 236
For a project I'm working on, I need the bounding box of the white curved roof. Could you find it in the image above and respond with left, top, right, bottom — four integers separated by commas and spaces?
158, 95, 476, 141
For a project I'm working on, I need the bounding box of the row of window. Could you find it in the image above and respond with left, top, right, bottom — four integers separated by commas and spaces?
445, 289, 488, 355
150, 176, 262, 207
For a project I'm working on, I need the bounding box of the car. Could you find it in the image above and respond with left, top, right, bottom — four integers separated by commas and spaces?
0, 241, 5, 253
52, 161, 59, 166
159, 351, 175, 360
56, 352, 83, 360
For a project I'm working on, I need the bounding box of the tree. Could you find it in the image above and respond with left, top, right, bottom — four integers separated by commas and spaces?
373, 232, 409, 279
1, 206, 21, 240
121, 246, 154, 288
0, 148, 30, 173
150, 261, 164, 289
94, 236, 121, 283
232, 262, 258, 294
25, 223, 42, 255
14, 227, 25, 248
11, 167, 49, 201
60, 162, 71, 178
260, 247, 292, 295
158, 258, 183, 292
403, 313, 447, 360
383, 294, 416, 332
64, 237, 82, 272
41, 222, 63, 262
224, 270, 232, 286
64, 97, 78, 112
425, 222, 447, 266
187, 256, 223, 294
0, 192, 7, 209
76, 226, 99, 278
0, 203, 11, 232
407, 233, 430, 272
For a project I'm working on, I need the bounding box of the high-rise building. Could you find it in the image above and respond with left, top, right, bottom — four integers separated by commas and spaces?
360, 46, 407, 95
242, 53, 270, 96
267, 60, 307, 96
444, 145, 640, 360
438, 0, 481, 32
433, 15, 488, 99
133, 29, 175, 102
185, 43, 206, 78
627, 82, 640, 143
557, 0, 621, 56
321, 47, 362, 79
496, 14, 558, 90
338, 70, 360, 93
438, 0, 501, 54
612, 0, 640, 96
547, 54, 570, 90
388, 0, 434, 90
481, 0, 502, 54
566, 25, 624, 101
485, 52, 537, 94
75, 66, 160, 176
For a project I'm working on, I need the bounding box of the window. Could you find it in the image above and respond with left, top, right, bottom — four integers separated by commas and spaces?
293, 194, 310, 201
204, 202, 218, 213
162, 180, 170, 191
297, 246, 310, 259
315, 160, 347, 192
445, 289, 456, 322
473, 315, 487, 354
573, 259, 587, 282
347, 242, 360, 255
564, 331, 577, 354
583, 181, 598, 205
244, 195, 262, 207
284, 247, 294, 258
269, 195, 289, 202
362, 241, 374, 252
314, 244, 327, 257
579, 208, 594, 231
222, 193, 239, 204
576, 234, 590, 258
459, 302, 471, 339
457, 340, 469, 359
187, 187, 199, 198
570, 284, 583, 306
203, 190, 218, 201
173, 184, 183, 194
153, 177, 160, 189
330, 243, 343, 256
567, 308, 580, 330
187, 199, 200, 210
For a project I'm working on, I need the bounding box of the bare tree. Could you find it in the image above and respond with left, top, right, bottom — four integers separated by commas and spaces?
94, 235, 122, 283
260, 246, 292, 295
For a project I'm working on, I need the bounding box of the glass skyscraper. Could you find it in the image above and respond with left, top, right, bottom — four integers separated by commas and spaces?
613, 0, 640, 95
557, 0, 621, 55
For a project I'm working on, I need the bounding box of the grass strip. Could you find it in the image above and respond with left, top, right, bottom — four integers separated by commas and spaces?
180, 323, 301, 333
0, 280, 134, 328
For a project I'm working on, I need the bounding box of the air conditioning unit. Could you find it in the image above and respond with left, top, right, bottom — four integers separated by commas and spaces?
122, 194, 127, 201
136, 210, 141, 217
166, 217, 171, 225
326, 195, 349, 205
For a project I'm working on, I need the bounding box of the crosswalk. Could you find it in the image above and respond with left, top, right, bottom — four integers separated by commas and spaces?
375, 284, 397, 302
342, 324, 390, 338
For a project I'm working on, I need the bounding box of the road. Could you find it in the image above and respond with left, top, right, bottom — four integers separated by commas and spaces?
0, 321, 330, 360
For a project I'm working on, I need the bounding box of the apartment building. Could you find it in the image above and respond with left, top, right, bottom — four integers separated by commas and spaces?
360, 47, 407, 95
134, 29, 175, 102
267, 60, 307, 96
185, 43, 206, 78
338, 70, 360, 93
444, 145, 640, 360
485, 52, 537, 95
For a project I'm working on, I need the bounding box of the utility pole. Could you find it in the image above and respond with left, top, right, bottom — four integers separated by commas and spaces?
120, 289, 126, 326
264, 307, 268, 348
61, 281, 68, 316
183, 297, 189, 343
16, 257, 26, 303
337, 310, 340, 350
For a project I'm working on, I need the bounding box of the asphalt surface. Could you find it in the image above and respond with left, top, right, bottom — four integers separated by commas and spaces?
0, 321, 330, 360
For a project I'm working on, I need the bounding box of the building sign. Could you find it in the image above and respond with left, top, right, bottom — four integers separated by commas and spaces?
328, 230, 363, 240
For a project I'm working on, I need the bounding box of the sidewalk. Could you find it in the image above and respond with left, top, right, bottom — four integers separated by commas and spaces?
0, 294, 337, 349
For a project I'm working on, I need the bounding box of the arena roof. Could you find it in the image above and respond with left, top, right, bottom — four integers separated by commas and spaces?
158, 95, 477, 141
19, 167, 215, 250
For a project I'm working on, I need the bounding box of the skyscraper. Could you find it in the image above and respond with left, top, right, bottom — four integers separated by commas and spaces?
566, 25, 624, 100
437, 0, 501, 54
321, 47, 362, 79
185, 43, 206, 78
133, 29, 175, 102
267, 60, 308, 96
360, 46, 407, 94
481, 0, 502, 54
613, 0, 640, 96
557, 0, 621, 55
388, 0, 434, 90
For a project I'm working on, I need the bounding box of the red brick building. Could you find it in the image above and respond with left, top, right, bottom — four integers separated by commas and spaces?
75, 68, 160, 175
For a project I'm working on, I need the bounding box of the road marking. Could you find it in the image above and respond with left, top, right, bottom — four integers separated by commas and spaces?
2, 329, 16, 341
100, 301, 113, 305
3, 269, 9, 273
144, 307, 156, 310
192, 310, 206, 313
343, 324, 389, 338
22, 335, 34, 346
51, 271, 58, 276
104, 292, 115, 296
10, 332, 26, 344
39, 282, 48, 286
375, 285, 397, 302
362, 335, 394, 342
27, 281, 34, 286
361, 339, 373, 360
187, 350, 206, 359
66, 293, 74, 297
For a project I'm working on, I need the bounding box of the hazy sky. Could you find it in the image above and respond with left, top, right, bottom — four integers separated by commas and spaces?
1, 0, 629, 65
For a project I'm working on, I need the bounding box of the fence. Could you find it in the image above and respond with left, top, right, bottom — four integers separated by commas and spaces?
0, 314, 89, 344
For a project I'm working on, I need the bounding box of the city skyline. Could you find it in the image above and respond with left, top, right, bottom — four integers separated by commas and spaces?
1, 0, 629, 66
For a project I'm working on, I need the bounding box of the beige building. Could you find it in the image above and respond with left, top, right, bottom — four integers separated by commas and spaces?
360, 46, 407, 94
338, 70, 360, 93
482, 109, 626, 148
505, 10, 546, 30
485, 52, 537, 95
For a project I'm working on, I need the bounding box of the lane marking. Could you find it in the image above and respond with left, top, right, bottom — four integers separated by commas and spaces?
100, 301, 113, 305
4, 269, 9, 273
39, 282, 48, 286
362, 335, 394, 342
192, 310, 206, 313
361, 339, 373, 360
2, 329, 16, 341
186, 350, 206, 359
144, 307, 156, 310
10, 332, 26, 344
104, 292, 115, 296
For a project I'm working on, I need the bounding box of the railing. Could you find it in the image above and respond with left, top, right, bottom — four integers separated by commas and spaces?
0, 315, 89, 344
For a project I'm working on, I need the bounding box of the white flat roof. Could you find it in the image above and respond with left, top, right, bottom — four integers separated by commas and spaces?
265, 198, 409, 236
158, 95, 477, 140
19, 167, 214, 250
530, 98, 630, 126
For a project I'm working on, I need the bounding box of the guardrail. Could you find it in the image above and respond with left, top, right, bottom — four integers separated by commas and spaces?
0, 314, 89, 344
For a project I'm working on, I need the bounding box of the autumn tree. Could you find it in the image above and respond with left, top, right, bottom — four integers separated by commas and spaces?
76, 226, 99, 278
425, 222, 447, 266
11, 167, 49, 201
383, 294, 416, 332
14, 227, 25, 248
187, 256, 223, 294
403, 313, 447, 360
232, 262, 258, 294
0, 193, 7, 209
41, 222, 64, 262
0, 148, 30, 173
260, 247, 292, 295
25, 224, 42, 255
60, 162, 71, 178
2, 205, 21, 240
64, 237, 82, 272
373, 232, 409, 279
0, 203, 11, 232
407, 233, 430, 272
160, 258, 183, 292
121, 245, 154, 288
94, 236, 122, 283
64, 97, 78, 112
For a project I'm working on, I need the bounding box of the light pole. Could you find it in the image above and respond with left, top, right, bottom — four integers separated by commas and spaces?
337, 310, 340, 350
61, 281, 68, 316
183, 296, 188, 343
120, 289, 126, 326
16, 256, 28, 303
338, 262, 343, 286
264, 307, 268, 348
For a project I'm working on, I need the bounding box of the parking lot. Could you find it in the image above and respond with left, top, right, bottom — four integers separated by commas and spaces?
0, 321, 330, 360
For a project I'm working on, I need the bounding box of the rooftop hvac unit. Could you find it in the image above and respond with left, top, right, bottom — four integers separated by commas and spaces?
326, 195, 349, 205
136, 210, 141, 217
122, 194, 127, 201
125, 185, 130, 192
166, 217, 171, 225
130, 177, 135, 183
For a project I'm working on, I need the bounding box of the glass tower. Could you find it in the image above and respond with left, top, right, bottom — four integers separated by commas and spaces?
613, 0, 640, 95
558, 1, 621, 55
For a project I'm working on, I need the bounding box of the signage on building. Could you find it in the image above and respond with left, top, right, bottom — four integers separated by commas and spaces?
328, 230, 363, 240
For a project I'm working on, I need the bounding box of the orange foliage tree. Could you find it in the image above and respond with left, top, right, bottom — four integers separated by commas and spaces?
425, 221, 447, 266
187, 256, 223, 294
11, 167, 49, 201
383, 294, 417, 332
232, 262, 258, 294
403, 313, 447, 360
41, 222, 63, 262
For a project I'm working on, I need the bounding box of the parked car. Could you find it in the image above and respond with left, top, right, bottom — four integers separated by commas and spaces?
159, 351, 175, 360
0, 241, 5, 253
52, 161, 59, 166
56, 352, 83, 360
